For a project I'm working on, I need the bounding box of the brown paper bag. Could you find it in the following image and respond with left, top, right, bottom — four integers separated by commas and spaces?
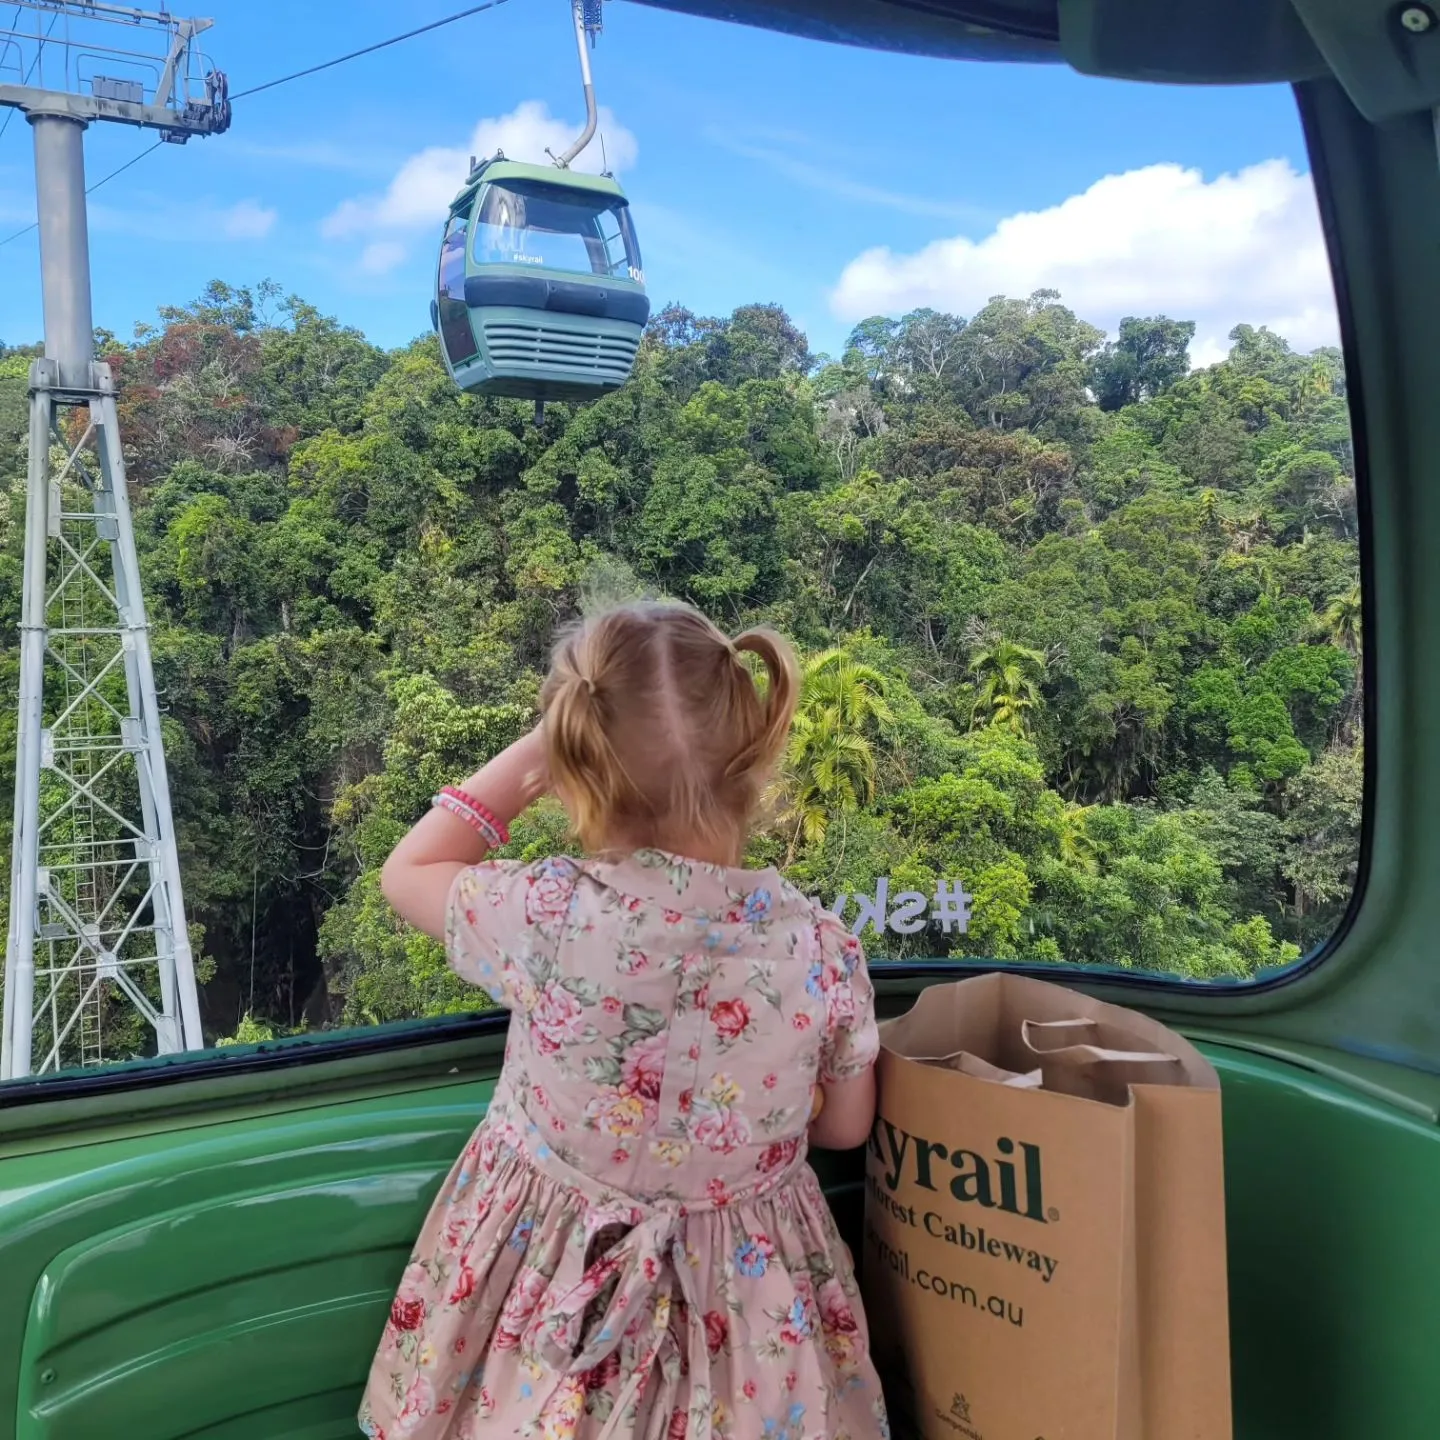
862, 972, 1231, 1440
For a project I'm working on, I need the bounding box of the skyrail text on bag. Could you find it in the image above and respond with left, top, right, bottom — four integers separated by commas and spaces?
864, 1221, 1025, 1329
866, 1173, 1060, 1283
870, 1118, 1050, 1222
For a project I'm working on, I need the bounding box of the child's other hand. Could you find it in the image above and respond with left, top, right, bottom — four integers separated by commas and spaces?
808, 1071, 875, 1151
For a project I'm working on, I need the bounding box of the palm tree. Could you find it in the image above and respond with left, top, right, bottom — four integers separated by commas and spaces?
1224, 508, 1273, 557
785, 709, 877, 850
1323, 580, 1364, 740
1292, 357, 1337, 413
1056, 801, 1098, 872
783, 649, 893, 852
1324, 581, 1363, 656
1199, 487, 1223, 535
969, 639, 1046, 734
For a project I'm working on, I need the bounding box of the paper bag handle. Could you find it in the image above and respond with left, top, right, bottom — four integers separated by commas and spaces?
909, 1048, 1044, 1088
1021, 1018, 1183, 1103
937, 1051, 1044, 1088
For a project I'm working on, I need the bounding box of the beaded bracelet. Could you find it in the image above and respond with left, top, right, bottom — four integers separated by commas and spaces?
432, 786, 509, 849
445, 788, 509, 847
434, 790, 505, 848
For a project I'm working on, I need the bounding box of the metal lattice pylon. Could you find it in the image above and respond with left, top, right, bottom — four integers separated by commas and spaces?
1, 3, 228, 1077
1, 362, 202, 1076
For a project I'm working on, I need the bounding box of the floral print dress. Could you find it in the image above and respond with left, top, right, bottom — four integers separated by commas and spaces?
359, 848, 889, 1440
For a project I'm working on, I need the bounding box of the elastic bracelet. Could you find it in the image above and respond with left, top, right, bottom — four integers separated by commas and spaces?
433, 787, 509, 848
437, 794, 506, 846
433, 792, 503, 848
448, 787, 510, 845
440, 786, 510, 847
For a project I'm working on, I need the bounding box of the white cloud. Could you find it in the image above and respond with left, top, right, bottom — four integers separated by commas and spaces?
829, 159, 1338, 364
324, 100, 638, 240
220, 199, 277, 240
359, 240, 409, 275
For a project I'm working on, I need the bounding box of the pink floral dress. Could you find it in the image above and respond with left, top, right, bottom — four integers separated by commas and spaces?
359, 848, 889, 1440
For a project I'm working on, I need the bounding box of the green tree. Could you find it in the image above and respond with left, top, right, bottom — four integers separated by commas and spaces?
784, 648, 894, 850
1090, 315, 1195, 412
1324, 580, 1363, 655
969, 639, 1047, 733
1282, 744, 1363, 946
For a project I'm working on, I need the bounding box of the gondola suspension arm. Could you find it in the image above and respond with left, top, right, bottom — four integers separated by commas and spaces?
548, 0, 600, 169
537, 0, 604, 424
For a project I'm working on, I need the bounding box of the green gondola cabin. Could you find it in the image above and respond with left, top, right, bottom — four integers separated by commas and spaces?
432, 155, 650, 402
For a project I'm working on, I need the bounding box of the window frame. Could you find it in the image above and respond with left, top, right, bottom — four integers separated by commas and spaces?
0, 84, 1375, 1107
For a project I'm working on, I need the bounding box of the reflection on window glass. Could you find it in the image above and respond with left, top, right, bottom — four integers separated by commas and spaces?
438, 210, 477, 365
0, 49, 1364, 1083
473, 180, 640, 280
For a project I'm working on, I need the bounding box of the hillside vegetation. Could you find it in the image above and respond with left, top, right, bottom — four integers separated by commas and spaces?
0, 282, 1362, 1045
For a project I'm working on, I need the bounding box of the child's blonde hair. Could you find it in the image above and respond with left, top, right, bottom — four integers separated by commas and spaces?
539, 601, 798, 858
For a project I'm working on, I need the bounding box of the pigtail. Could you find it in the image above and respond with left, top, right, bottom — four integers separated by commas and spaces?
542, 624, 647, 852
727, 627, 799, 780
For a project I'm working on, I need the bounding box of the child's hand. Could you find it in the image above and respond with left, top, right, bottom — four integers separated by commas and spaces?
807, 1071, 875, 1151
380, 722, 550, 940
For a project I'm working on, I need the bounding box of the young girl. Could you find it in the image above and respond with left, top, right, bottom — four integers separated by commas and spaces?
360, 601, 888, 1440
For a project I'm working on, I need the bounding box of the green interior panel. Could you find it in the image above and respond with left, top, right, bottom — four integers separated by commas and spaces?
1214, 1045, 1440, 1439
3, 1038, 1440, 1439
6, 1082, 495, 1440
1058, 0, 1327, 84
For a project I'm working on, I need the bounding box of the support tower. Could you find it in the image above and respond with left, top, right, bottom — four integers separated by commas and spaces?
1, 2, 228, 1077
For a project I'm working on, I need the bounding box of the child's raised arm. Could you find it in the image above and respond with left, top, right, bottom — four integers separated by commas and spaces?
380, 726, 549, 941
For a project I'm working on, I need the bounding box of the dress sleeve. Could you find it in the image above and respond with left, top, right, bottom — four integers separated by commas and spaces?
445, 856, 579, 1011
815, 914, 881, 1083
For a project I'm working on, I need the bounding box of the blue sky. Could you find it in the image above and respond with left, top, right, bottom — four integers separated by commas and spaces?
0, 0, 1335, 365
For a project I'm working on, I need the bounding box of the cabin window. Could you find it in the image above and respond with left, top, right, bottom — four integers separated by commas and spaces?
438, 210, 477, 366
473, 180, 640, 280
0, 39, 1365, 1089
